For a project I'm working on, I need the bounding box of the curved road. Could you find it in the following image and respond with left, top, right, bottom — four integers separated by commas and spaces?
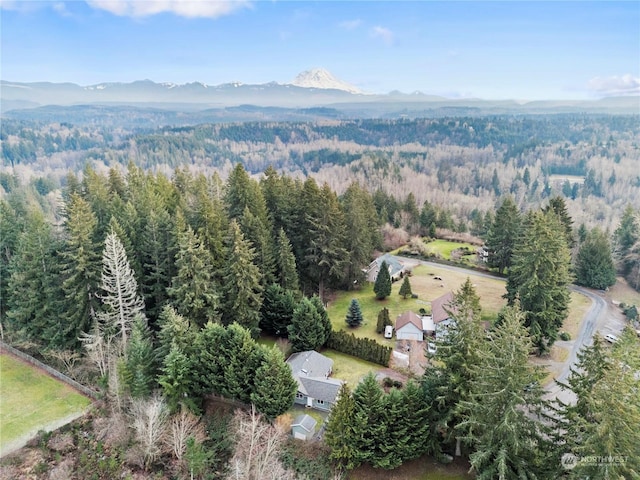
393, 255, 610, 404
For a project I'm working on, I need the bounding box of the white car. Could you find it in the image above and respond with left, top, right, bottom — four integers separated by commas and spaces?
604, 333, 618, 344
427, 342, 437, 355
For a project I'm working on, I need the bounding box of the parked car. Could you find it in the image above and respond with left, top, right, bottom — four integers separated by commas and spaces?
384, 325, 393, 339
427, 342, 437, 355
604, 333, 618, 343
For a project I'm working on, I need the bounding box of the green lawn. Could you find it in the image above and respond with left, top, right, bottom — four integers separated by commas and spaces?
320, 349, 382, 387
0, 353, 92, 454
328, 264, 507, 336
422, 239, 479, 260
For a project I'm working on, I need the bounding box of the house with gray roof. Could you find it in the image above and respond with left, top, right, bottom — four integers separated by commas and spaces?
365, 253, 406, 282
286, 350, 344, 412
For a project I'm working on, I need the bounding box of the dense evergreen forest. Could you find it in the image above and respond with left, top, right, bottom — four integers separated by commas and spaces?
2, 114, 639, 233
1, 114, 640, 478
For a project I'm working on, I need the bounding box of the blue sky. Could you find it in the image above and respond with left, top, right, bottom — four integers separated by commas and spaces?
1, 1, 638, 99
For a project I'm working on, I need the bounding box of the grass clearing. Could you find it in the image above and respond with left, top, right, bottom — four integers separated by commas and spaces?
349, 454, 473, 480
563, 291, 592, 338
320, 349, 381, 387
328, 264, 507, 336
607, 276, 640, 307
0, 353, 91, 454
422, 239, 478, 260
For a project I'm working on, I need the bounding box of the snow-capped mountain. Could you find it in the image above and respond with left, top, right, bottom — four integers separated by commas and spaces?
291, 68, 363, 94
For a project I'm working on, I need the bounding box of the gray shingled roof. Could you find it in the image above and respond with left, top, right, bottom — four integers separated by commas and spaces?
375, 253, 404, 277
299, 376, 343, 403
292, 414, 317, 433
286, 350, 333, 378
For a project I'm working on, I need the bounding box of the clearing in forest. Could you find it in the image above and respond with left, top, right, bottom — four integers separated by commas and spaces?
0, 353, 91, 456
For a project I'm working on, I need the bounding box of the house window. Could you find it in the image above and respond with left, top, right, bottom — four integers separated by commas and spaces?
296, 392, 304, 400
316, 399, 325, 405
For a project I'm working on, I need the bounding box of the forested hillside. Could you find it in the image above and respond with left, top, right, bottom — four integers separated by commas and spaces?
2, 115, 639, 233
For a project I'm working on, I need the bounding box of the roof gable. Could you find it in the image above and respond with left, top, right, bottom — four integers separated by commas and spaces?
375, 253, 404, 276
395, 311, 423, 331
292, 414, 317, 432
300, 377, 343, 403
432, 291, 455, 324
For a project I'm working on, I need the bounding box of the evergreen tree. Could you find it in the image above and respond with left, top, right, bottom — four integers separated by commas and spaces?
614, 205, 640, 291
239, 206, 276, 286
457, 305, 559, 480
352, 373, 386, 466
6, 209, 65, 347
373, 260, 392, 300
559, 330, 640, 478
574, 227, 616, 289
98, 231, 146, 351
398, 275, 413, 299
61, 193, 101, 345
505, 210, 572, 355
377, 388, 407, 469
288, 297, 325, 352
224, 163, 269, 222
158, 343, 198, 413
221, 220, 263, 337
423, 278, 485, 457
168, 222, 219, 327
543, 196, 575, 249
275, 228, 299, 291
155, 304, 196, 361
310, 295, 332, 346
259, 283, 296, 336
341, 183, 381, 287
325, 383, 359, 470
401, 381, 431, 461
376, 307, 392, 334
250, 346, 297, 420
345, 298, 363, 328
122, 315, 157, 398
486, 196, 521, 274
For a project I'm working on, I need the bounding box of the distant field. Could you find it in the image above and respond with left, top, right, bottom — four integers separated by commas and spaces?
422, 239, 479, 260
549, 174, 584, 184
327, 264, 507, 337
0, 353, 91, 455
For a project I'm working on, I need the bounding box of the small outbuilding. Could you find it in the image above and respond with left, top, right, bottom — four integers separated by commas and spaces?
291, 414, 317, 441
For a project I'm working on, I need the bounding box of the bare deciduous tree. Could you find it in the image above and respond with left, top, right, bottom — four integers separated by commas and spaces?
226, 406, 294, 480
130, 394, 169, 470
165, 408, 206, 462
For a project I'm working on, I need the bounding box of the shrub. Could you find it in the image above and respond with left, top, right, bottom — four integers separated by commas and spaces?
327, 331, 392, 366
559, 331, 571, 341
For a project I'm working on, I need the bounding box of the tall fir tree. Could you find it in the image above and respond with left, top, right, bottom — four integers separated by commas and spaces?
121, 315, 158, 398
543, 196, 575, 249
250, 346, 297, 420
61, 193, 101, 345
288, 297, 325, 352
351, 373, 387, 467
221, 220, 263, 337
239, 207, 276, 286
486, 196, 521, 274
310, 295, 332, 347
275, 228, 299, 291
457, 305, 559, 480
168, 220, 219, 327
374, 260, 392, 300
574, 227, 616, 289
6, 209, 65, 347
505, 210, 572, 355
259, 283, 296, 336
345, 298, 364, 328
324, 383, 359, 470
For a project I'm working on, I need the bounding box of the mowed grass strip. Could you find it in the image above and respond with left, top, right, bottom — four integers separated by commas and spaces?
328, 264, 507, 336
320, 349, 382, 388
422, 239, 478, 260
0, 353, 91, 452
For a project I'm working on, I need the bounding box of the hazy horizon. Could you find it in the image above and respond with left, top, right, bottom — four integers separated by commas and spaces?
1, 1, 639, 101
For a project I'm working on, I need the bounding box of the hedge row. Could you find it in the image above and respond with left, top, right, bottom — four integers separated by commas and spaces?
327, 331, 392, 366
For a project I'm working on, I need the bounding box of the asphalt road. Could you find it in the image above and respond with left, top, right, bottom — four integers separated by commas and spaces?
393, 255, 611, 405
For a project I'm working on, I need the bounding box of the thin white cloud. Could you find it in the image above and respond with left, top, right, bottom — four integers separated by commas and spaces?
587, 74, 640, 96
371, 25, 394, 45
0, 0, 43, 12
339, 19, 362, 30
86, 0, 251, 18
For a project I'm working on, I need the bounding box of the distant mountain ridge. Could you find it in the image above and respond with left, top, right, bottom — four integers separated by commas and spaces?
1, 69, 639, 116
